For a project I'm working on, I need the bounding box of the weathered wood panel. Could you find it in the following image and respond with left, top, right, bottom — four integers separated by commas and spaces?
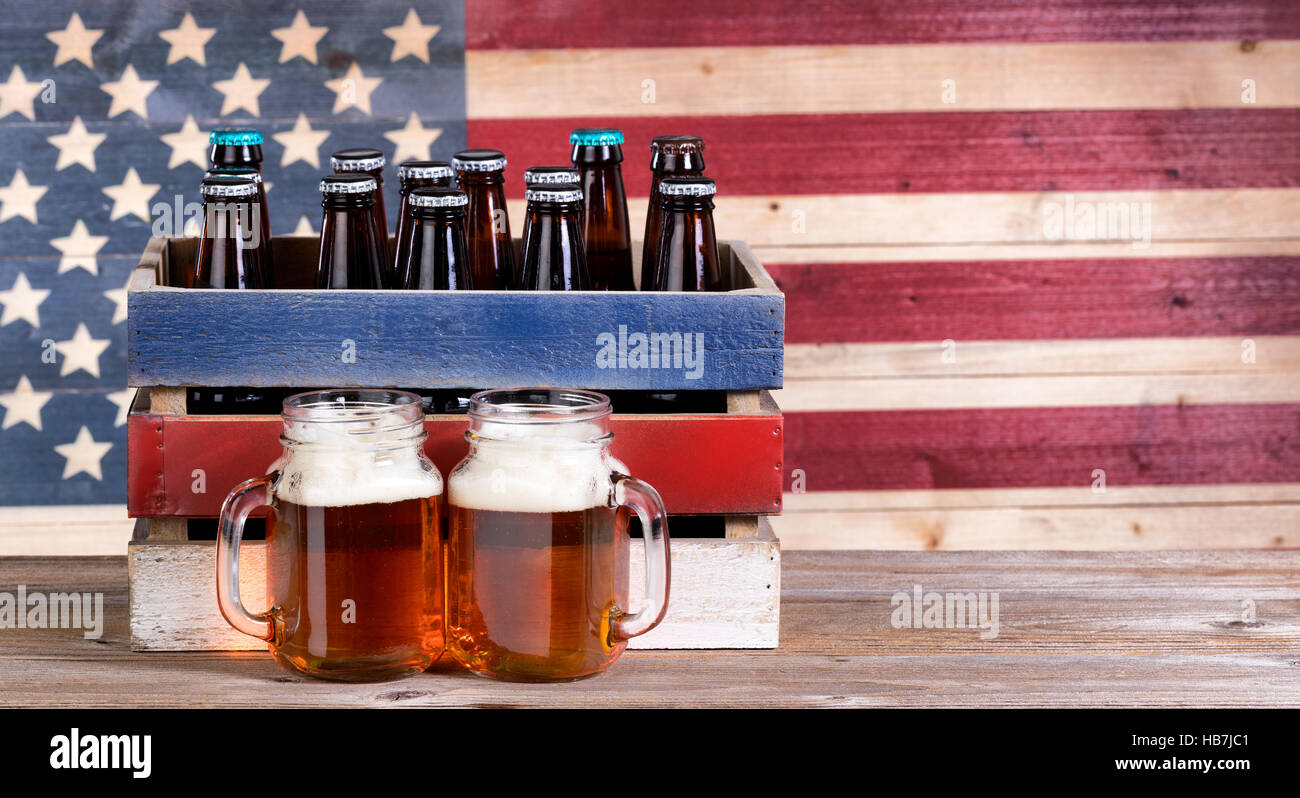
474, 109, 1300, 199
510, 190, 1300, 252
4, 550, 1297, 707
772, 258, 1300, 344
772, 503, 1300, 550
126, 389, 784, 517
0, 505, 131, 555
127, 239, 784, 390
128, 521, 781, 651
467, 0, 1300, 48
781, 404, 1300, 491
785, 338, 1300, 378
466, 42, 1300, 118
776, 373, 1300, 411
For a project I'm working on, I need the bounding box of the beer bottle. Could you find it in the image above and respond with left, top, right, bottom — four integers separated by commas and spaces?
316, 174, 385, 289
523, 165, 580, 187
519, 184, 588, 291
208, 129, 274, 286
189, 174, 267, 413
570, 128, 634, 290
393, 160, 454, 283
452, 149, 514, 290
192, 175, 266, 289
641, 135, 705, 290
203, 168, 272, 284
331, 148, 390, 266
649, 177, 723, 292
398, 187, 472, 290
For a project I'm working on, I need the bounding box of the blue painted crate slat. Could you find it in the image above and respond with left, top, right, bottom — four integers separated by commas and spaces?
127, 237, 784, 390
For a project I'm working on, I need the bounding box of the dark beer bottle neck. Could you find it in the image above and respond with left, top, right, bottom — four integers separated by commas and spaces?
403, 211, 470, 290
209, 143, 264, 170
195, 201, 265, 289
459, 170, 505, 187
571, 144, 625, 165
521, 201, 588, 291
460, 176, 514, 289
400, 175, 452, 195
317, 206, 384, 289
652, 198, 721, 292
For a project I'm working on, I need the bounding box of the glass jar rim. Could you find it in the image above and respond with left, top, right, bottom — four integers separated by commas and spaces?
467, 388, 611, 424
281, 389, 425, 448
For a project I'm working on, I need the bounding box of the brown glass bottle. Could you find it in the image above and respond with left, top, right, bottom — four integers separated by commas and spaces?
641, 136, 705, 290
203, 168, 272, 284
570, 128, 634, 290
189, 175, 268, 412
316, 174, 385, 290
398, 187, 472, 290
331, 148, 389, 267
393, 160, 454, 283
208, 128, 274, 287
453, 149, 514, 290
192, 176, 266, 289
519, 185, 589, 291
650, 177, 723, 292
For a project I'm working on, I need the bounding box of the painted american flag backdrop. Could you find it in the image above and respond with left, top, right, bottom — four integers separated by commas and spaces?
1, 0, 1299, 551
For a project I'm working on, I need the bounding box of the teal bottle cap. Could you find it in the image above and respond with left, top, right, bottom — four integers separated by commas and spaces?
570, 128, 624, 146
210, 129, 264, 146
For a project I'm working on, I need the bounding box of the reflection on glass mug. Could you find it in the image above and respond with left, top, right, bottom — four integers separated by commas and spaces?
447, 388, 670, 681
216, 389, 444, 682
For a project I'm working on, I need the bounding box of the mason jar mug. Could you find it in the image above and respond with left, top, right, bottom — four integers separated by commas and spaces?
445, 388, 671, 682
215, 389, 444, 682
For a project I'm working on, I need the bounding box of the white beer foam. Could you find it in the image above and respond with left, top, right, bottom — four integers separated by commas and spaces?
448, 421, 618, 513
274, 413, 443, 507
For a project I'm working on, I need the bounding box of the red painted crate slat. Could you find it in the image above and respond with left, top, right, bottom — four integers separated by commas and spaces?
127, 407, 784, 518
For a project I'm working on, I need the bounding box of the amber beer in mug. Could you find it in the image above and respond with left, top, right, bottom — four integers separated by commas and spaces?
216, 390, 444, 681
447, 389, 670, 681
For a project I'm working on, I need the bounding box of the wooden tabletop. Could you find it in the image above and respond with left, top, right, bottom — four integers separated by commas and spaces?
2, 550, 1297, 708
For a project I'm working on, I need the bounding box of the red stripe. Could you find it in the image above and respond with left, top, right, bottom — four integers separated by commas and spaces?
783, 404, 1300, 491
469, 110, 1300, 198
773, 257, 1300, 343
467, 0, 1300, 48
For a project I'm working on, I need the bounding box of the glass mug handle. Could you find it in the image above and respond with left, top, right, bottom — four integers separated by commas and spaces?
215, 474, 276, 642
611, 475, 671, 642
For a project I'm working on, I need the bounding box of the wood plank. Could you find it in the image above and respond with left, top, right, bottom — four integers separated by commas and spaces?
466, 41, 1300, 119
4, 551, 1299, 707
782, 483, 1300, 511
147, 386, 186, 415
774, 372, 1300, 411
0, 505, 131, 555
772, 257, 1300, 343
771, 505, 1300, 550
467, 0, 1300, 48
474, 109, 1300, 199
752, 239, 1300, 264
127, 238, 783, 390
128, 530, 781, 651
126, 391, 784, 518
514, 189, 1300, 252
782, 404, 1300, 491
785, 338, 1300, 379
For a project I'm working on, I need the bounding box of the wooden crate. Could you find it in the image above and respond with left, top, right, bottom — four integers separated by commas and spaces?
128, 515, 780, 651
127, 236, 784, 391
128, 387, 783, 522
125, 234, 785, 650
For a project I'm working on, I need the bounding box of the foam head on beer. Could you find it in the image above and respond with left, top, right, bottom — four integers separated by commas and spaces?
276, 390, 442, 508
448, 390, 625, 513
